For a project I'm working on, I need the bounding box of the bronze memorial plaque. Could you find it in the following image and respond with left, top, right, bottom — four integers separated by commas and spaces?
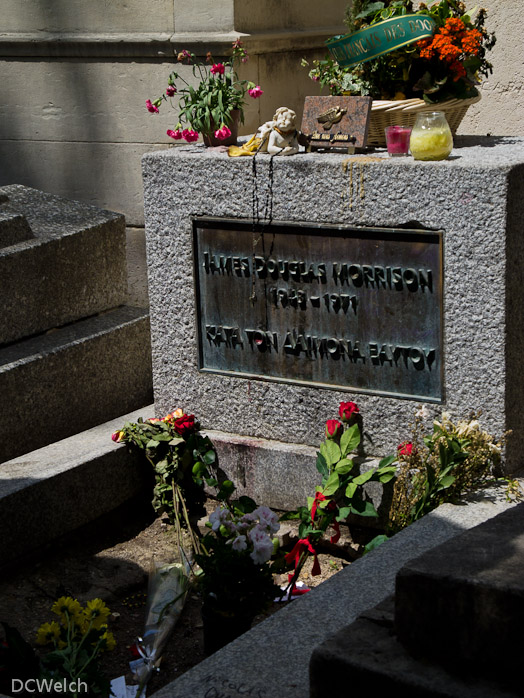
193, 218, 443, 402
301, 96, 372, 151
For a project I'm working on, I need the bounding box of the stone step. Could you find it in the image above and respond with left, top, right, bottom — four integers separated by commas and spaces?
0, 405, 155, 570
395, 502, 524, 690
0, 184, 127, 345
0, 305, 153, 463
309, 500, 524, 698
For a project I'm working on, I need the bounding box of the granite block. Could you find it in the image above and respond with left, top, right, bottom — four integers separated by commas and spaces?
0, 184, 127, 345
0, 305, 153, 462
141, 136, 524, 492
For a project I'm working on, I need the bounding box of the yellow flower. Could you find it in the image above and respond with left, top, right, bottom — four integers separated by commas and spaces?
36, 621, 61, 645
99, 629, 116, 651
84, 598, 111, 629
51, 596, 83, 624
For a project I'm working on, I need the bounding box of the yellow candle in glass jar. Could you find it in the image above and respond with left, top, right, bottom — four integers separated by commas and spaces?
410, 111, 453, 161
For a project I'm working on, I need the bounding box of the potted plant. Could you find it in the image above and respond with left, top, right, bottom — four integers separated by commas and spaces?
146, 40, 263, 146
194, 498, 283, 654
303, 0, 495, 144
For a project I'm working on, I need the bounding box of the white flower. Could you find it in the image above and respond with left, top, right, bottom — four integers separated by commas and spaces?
228, 534, 247, 551
209, 506, 229, 532
248, 525, 274, 564
415, 405, 430, 420
253, 505, 280, 535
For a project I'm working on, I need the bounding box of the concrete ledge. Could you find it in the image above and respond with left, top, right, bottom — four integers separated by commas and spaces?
149, 484, 520, 698
0, 305, 153, 462
0, 27, 341, 58
0, 405, 155, 569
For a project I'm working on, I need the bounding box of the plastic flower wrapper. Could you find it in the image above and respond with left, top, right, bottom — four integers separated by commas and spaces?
131, 556, 191, 696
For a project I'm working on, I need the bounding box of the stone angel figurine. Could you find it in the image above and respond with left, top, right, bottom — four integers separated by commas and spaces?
228, 107, 300, 157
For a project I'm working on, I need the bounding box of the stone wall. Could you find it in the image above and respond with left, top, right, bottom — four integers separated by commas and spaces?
0, 1, 521, 225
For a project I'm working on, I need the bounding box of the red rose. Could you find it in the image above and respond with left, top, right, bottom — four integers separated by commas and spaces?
172, 414, 196, 436
339, 401, 359, 423
398, 442, 414, 456
325, 419, 343, 439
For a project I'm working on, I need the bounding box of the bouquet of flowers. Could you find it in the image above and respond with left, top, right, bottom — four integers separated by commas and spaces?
112, 408, 219, 555
130, 560, 190, 697
146, 39, 263, 144
304, 0, 495, 103
195, 498, 283, 653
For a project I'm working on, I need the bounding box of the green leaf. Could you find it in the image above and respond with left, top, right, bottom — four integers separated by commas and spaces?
350, 498, 378, 517
235, 495, 257, 513
377, 468, 397, 483
363, 534, 389, 554
335, 458, 353, 474
322, 471, 340, 497
322, 439, 341, 467
340, 423, 360, 456
336, 506, 352, 521
345, 481, 357, 499
378, 454, 397, 468
316, 452, 329, 477
355, 2, 384, 19
437, 474, 456, 490
352, 469, 376, 486
153, 432, 173, 442
203, 449, 216, 465
169, 437, 184, 446
146, 439, 158, 449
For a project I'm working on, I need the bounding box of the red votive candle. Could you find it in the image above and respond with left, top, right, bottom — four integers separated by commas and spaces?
384, 125, 412, 156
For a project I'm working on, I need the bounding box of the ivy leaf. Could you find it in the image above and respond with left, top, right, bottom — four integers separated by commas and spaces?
203, 449, 216, 465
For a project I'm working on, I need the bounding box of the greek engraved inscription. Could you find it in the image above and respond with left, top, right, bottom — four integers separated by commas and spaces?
195, 222, 442, 400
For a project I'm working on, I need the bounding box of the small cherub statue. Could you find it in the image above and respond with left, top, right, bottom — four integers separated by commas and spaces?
259, 107, 300, 156
228, 107, 300, 157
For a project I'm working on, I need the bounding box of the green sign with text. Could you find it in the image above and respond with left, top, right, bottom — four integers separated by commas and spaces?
327, 14, 436, 68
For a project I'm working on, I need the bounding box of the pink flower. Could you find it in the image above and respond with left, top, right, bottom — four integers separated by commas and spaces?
214, 125, 232, 140
146, 99, 159, 113
166, 85, 176, 97
210, 63, 225, 76
248, 85, 263, 98
398, 442, 414, 456
111, 430, 125, 443
181, 129, 199, 142
166, 129, 183, 140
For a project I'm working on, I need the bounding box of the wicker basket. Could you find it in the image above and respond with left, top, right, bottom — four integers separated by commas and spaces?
367, 92, 481, 146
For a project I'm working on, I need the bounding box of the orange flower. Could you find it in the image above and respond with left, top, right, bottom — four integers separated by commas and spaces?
461, 29, 482, 55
